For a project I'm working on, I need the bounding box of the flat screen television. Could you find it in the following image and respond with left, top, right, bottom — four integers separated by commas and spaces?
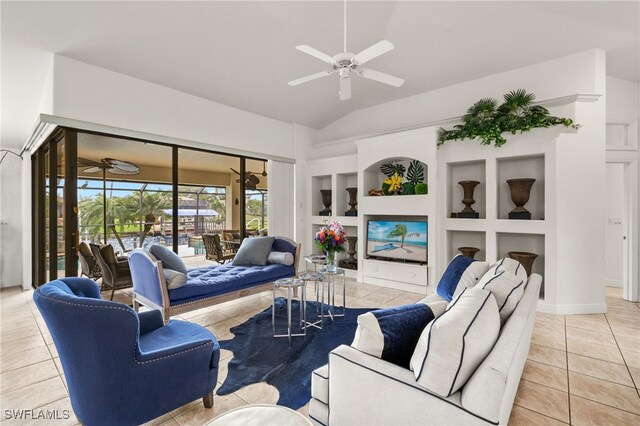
366, 220, 428, 264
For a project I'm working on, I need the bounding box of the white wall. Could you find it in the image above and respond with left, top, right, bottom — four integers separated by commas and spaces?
292, 123, 319, 261
0, 155, 26, 287
0, 45, 52, 288
51, 55, 295, 160
605, 163, 625, 287
318, 50, 605, 144
607, 76, 640, 124
605, 76, 640, 300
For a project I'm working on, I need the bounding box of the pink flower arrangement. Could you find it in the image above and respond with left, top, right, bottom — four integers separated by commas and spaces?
314, 220, 347, 253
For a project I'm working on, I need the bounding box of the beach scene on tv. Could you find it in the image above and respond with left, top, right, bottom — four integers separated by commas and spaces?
367, 220, 428, 263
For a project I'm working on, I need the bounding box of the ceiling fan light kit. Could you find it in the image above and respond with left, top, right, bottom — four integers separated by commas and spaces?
288, 0, 404, 100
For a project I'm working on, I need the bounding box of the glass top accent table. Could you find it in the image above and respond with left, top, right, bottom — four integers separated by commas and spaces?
319, 267, 347, 321
272, 278, 307, 347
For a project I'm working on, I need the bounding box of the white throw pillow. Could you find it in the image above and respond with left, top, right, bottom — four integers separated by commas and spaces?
494, 257, 527, 282
410, 287, 500, 397
267, 251, 294, 266
477, 258, 527, 324
435, 255, 489, 301
452, 261, 490, 298
163, 269, 188, 290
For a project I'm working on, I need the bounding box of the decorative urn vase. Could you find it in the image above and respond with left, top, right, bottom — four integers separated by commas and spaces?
508, 251, 538, 276
339, 236, 358, 270
345, 187, 358, 216
458, 180, 480, 218
319, 189, 332, 216
507, 178, 535, 220
458, 246, 480, 259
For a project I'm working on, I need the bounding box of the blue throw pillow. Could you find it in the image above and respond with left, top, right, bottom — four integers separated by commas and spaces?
149, 244, 187, 275
232, 236, 276, 266
352, 304, 435, 368
436, 255, 488, 302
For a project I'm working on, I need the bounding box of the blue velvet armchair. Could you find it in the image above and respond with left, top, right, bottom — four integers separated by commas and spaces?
33, 277, 220, 426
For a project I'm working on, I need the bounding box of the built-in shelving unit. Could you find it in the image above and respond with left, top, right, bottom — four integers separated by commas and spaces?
447, 231, 487, 261
304, 94, 605, 315
306, 155, 359, 279
497, 155, 545, 220
447, 160, 486, 219
436, 126, 606, 313
356, 128, 439, 293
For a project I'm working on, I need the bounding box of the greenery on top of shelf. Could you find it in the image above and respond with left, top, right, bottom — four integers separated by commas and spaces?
437, 89, 580, 148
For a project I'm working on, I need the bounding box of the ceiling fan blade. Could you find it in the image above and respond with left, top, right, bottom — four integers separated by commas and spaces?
83, 166, 102, 174
359, 68, 405, 87
230, 168, 241, 175
78, 157, 104, 167
104, 158, 140, 174
339, 77, 352, 101
295, 45, 334, 64
353, 40, 394, 65
288, 70, 333, 86
248, 175, 260, 185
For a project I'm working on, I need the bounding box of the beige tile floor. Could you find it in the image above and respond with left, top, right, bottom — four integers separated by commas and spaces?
1, 282, 639, 425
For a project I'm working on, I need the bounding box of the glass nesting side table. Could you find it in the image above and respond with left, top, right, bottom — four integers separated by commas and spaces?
302, 255, 347, 326
272, 278, 307, 347
318, 267, 346, 321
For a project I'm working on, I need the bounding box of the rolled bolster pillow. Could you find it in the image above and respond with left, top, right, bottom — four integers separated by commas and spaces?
163, 269, 188, 290
267, 251, 294, 266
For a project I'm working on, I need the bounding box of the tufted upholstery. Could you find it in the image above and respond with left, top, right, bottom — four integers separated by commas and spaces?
33, 277, 220, 426
129, 236, 300, 320
171, 263, 294, 303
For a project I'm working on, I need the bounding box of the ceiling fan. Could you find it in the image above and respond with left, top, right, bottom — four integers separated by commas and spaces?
230, 168, 261, 190
79, 157, 140, 175
288, 0, 404, 100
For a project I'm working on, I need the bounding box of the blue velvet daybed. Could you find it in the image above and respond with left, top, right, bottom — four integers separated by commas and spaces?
128, 236, 300, 322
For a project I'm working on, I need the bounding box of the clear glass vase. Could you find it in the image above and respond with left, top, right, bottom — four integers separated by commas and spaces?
325, 250, 338, 273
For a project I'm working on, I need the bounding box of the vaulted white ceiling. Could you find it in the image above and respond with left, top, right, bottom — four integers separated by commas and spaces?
2, 1, 638, 148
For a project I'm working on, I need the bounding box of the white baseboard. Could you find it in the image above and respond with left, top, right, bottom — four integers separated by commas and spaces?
537, 302, 608, 315
0, 280, 25, 289
605, 279, 623, 288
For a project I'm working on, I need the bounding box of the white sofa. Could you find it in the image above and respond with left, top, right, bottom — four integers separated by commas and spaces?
309, 274, 542, 426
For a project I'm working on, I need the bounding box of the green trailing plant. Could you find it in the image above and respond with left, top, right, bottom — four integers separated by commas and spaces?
437, 89, 579, 147
380, 162, 406, 178
415, 183, 428, 194
406, 160, 425, 184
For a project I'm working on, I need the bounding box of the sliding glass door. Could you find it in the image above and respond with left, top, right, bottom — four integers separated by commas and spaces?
32, 128, 268, 287
32, 129, 78, 286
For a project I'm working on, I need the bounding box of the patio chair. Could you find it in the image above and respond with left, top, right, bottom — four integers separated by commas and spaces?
78, 242, 101, 279
202, 233, 235, 264
90, 243, 133, 300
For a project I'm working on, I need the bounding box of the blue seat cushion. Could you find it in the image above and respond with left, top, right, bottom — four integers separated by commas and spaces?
169, 264, 295, 303
139, 319, 219, 355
